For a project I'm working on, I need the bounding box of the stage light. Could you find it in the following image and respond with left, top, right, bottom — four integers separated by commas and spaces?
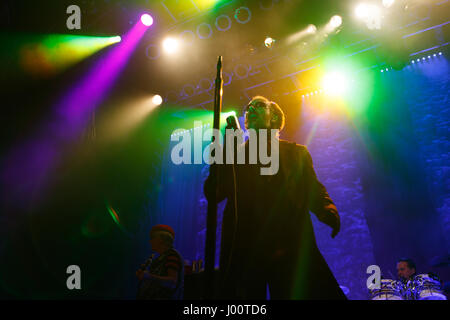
382, 0, 395, 8
307, 24, 317, 34
109, 36, 122, 44
19, 34, 124, 77
439, 52, 442, 55
152, 95, 163, 106
355, 3, 370, 19
330, 15, 342, 28
141, 14, 154, 27
264, 37, 275, 48
162, 37, 180, 54
322, 71, 349, 96
355, 3, 382, 29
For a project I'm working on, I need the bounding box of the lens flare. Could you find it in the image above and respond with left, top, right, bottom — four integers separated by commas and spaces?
162, 37, 180, 54
322, 71, 350, 96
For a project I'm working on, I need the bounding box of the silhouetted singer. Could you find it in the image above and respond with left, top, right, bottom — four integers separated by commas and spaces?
204, 95, 346, 299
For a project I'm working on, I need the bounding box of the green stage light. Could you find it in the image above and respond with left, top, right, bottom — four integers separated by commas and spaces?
18, 34, 122, 76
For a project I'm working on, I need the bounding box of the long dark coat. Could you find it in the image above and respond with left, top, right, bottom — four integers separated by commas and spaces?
204, 139, 346, 300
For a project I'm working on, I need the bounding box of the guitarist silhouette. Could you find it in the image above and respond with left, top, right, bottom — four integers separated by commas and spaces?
136, 225, 184, 300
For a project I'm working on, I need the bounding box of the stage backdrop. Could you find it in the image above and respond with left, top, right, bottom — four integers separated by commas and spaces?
154, 54, 450, 300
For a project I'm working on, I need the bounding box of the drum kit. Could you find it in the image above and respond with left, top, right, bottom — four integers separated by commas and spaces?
369, 274, 448, 300
369, 254, 450, 300
369, 274, 447, 300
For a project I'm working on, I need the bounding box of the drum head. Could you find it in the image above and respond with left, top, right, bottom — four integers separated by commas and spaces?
414, 274, 447, 300
369, 279, 404, 300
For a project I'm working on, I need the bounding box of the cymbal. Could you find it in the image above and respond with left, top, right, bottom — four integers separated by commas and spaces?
430, 254, 450, 267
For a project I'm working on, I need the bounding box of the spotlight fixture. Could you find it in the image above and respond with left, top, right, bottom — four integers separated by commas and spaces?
141, 14, 154, 27
264, 37, 275, 48
330, 15, 343, 28
152, 95, 163, 106
307, 24, 317, 34
110, 36, 122, 43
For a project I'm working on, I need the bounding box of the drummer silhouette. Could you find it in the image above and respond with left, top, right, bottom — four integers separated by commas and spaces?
396, 258, 417, 282
368, 258, 447, 300
396, 257, 447, 300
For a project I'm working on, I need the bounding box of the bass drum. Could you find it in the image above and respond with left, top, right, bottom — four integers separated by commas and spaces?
369, 279, 404, 300
414, 274, 447, 300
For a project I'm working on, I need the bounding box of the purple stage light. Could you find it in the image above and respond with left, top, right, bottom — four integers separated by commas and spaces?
141, 14, 153, 27
1, 20, 150, 207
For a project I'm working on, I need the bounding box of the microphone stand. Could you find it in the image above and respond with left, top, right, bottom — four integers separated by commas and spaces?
204, 56, 223, 299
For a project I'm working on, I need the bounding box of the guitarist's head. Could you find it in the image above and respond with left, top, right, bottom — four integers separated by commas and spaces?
150, 224, 175, 254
